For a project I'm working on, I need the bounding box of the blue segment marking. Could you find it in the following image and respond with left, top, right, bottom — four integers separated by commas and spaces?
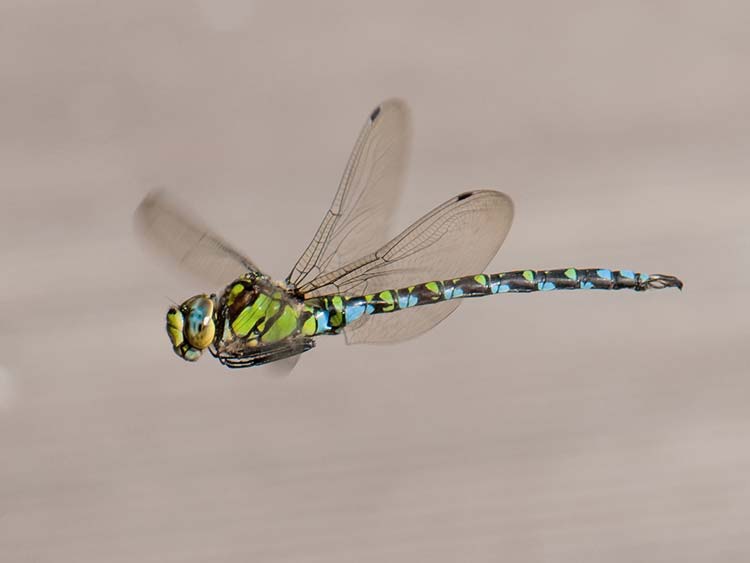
582, 281, 594, 289
538, 282, 556, 291
396, 292, 419, 309
597, 269, 613, 281
620, 269, 635, 279
443, 286, 454, 300
315, 309, 330, 333
398, 292, 411, 309
493, 284, 511, 293
345, 303, 366, 323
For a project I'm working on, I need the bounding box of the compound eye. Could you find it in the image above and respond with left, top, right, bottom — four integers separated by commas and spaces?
184, 296, 215, 350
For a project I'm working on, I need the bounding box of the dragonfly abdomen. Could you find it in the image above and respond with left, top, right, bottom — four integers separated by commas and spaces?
302, 268, 682, 336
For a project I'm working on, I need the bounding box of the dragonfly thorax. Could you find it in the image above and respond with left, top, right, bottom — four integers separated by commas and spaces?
215, 276, 304, 347
166, 294, 216, 362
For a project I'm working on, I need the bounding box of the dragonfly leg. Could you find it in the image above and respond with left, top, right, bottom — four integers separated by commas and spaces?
211, 337, 315, 368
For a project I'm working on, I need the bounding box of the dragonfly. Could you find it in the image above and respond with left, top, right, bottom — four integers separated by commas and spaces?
135, 99, 683, 369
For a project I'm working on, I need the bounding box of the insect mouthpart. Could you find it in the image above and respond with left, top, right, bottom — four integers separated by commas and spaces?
165, 295, 216, 362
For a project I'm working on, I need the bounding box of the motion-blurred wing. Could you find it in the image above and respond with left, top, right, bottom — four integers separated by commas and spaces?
287, 99, 411, 292
135, 190, 266, 287
303, 190, 514, 344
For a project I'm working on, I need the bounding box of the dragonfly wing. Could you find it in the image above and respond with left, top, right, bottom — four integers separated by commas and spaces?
135, 190, 266, 287
345, 300, 463, 344
266, 354, 302, 376
303, 190, 514, 344
287, 99, 411, 290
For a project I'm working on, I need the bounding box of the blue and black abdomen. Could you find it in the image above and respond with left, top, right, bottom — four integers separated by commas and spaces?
302, 268, 682, 336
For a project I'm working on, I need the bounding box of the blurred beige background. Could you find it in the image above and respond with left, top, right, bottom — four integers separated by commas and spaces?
1, 2, 748, 562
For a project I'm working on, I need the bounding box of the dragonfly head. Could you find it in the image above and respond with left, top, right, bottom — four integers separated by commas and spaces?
166, 295, 216, 362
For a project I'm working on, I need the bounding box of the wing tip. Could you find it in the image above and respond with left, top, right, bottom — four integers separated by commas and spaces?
369, 98, 410, 122
452, 189, 515, 226
454, 189, 513, 204
134, 188, 174, 231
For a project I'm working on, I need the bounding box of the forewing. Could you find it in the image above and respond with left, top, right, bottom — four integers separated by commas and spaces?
135, 190, 265, 288
287, 99, 411, 290
303, 190, 514, 344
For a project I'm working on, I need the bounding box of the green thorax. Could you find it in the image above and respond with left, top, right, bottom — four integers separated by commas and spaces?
214, 275, 308, 348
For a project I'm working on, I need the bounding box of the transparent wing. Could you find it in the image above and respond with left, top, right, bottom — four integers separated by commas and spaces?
287, 99, 411, 290
267, 354, 302, 376
303, 190, 514, 344
134, 190, 265, 287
